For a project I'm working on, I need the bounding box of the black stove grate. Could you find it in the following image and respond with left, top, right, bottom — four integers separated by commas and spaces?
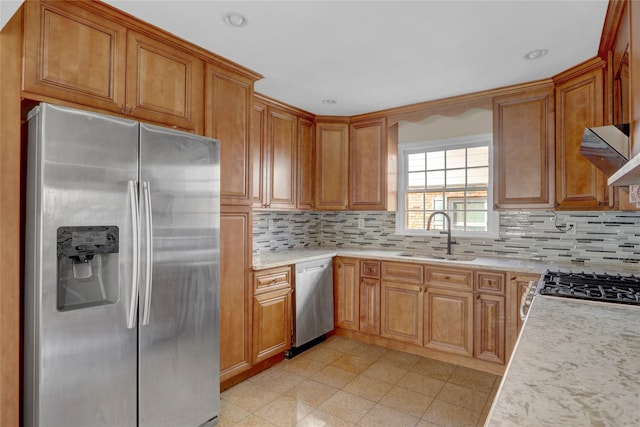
538, 271, 640, 305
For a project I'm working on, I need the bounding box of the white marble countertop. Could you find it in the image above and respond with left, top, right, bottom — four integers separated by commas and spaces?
252, 247, 640, 275
485, 296, 640, 426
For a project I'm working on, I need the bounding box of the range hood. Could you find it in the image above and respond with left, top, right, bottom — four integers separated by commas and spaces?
580, 124, 630, 175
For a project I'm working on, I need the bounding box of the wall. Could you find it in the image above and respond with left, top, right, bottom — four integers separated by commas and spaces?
398, 108, 492, 142
254, 210, 640, 266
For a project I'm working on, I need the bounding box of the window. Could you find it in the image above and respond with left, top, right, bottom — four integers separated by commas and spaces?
396, 133, 498, 237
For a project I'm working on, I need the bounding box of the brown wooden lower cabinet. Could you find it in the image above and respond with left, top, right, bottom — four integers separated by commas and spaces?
380, 281, 423, 345
220, 206, 252, 382
334, 257, 360, 330
424, 288, 474, 357
359, 277, 380, 334
506, 272, 540, 357
474, 293, 506, 364
252, 287, 292, 364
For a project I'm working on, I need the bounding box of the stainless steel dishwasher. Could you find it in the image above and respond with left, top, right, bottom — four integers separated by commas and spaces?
287, 258, 334, 356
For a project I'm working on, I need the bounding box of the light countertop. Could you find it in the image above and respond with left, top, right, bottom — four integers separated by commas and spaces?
485, 296, 640, 426
252, 247, 640, 275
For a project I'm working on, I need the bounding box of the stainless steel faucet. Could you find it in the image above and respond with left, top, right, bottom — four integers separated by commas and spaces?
426, 211, 453, 255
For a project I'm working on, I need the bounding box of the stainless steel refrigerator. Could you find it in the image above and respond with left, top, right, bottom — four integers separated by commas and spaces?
24, 103, 220, 427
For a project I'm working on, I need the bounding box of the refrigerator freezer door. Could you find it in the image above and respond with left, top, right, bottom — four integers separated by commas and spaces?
138, 124, 220, 427
24, 104, 139, 427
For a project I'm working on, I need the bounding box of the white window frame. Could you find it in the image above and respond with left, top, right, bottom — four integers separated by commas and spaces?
395, 133, 499, 238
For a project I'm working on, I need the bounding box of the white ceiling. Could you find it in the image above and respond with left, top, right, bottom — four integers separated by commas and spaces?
15, 1, 612, 116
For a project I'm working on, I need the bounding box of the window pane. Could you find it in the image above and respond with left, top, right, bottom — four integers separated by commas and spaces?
444, 191, 465, 210
446, 169, 465, 187
424, 192, 444, 211
426, 150, 445, 170
467, 167, 488, 186
466, 211, 488, 231
408, 171, 425, 189
426, 170, 445, 189
446, 148, 466, 168
407, 211, 424, 230
467, 189, 488, 201
425, 211, 447, 230
467, 146, 489, 167
406, 192, 425, 210
408, 153, 425, 172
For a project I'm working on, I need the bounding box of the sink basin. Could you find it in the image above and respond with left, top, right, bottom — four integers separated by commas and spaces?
398, 252, 476, 262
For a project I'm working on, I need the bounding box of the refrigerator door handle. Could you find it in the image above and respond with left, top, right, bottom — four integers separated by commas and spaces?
142, 181, 153, 326
127, 180, 140, 329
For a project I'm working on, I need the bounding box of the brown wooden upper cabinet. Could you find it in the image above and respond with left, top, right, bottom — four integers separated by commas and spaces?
349, 118, 397, 210
206, 64, 254, 205
251, 95, 314, 210
315, 120, 350, 210
23, 0, 204, 132
554, 59, 607, 209
493, 85, 555, 209
297, 117, 316, 210
23, 0, 127, 114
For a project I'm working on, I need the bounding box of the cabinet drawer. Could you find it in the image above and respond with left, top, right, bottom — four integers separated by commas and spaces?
425, 266, 473, 291
381, 262, 423, 284
475, 271, 505, 294
253, 266, 291, 294
361, 260, 381, 278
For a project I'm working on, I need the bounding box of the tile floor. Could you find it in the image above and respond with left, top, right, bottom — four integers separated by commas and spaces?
219, 336, 501, 427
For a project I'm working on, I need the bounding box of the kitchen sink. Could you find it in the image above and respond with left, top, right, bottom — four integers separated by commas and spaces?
398, 252, 476, 262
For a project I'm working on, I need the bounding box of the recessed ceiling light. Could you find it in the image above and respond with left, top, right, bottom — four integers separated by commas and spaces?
524, 49, 549, 60
322, 99, 338, 105
223, 12, 248, 27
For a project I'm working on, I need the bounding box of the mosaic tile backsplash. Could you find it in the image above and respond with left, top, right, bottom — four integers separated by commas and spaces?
253, 210, 640, 266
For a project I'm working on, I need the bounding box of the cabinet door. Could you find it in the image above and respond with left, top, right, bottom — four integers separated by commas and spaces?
267, 107, 297, 209
334, 257, 359, 330
381, 281, 423, 345
505, 272, 539, 357
252, 288, 292, 364
423, 288, 473, 356
359, 278, 380, 335
555, 64, 607, 209
127, 30, 204, 131
220, 207, 252, 382
474, 294, 505, 364
349, 118, 388, 210
23, 0, 126, 113
297, 117, 316, 210
206, 64, 253, 205
493, 88, 555, 209
251, 101, 268, 208
315, 122, 349, 210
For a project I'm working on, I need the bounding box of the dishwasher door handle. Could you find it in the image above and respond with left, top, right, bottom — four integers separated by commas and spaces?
297, 264, 327, 274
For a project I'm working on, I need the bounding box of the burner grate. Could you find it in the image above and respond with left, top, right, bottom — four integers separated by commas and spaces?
539, 271, 640, 305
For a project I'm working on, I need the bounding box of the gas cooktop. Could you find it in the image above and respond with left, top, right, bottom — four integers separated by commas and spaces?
538, 270, 640, 305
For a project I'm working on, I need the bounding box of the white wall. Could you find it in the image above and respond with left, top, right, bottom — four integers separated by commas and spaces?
1, 0, 23, 31
398, 108, 492, 143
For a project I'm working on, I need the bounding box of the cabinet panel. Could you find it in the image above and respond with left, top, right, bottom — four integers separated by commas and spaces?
349, 118, 388, 210
381, 261, 423, 284
359, 277, 380, 335
424, 288, 473, 356
334, 257, 359, 330
505, 272, 539, 357
206, 65, 253, 205
493, 88, 555, 209
361, 260, 381, 278
474, 294, 505, 364
253, 266, 291, 295
251, 101, 268, 207
23, 0, 126, 113
315, 122, 349, 210
555, 64, 607, 209
267, 108, 297, 209
297, 117, 315, 210
425, 266, 473, 291
127, 30, 204, 131
381, 281, 423, 345
220, 207, 252, 381
475, 271, 505, 294
252, 288, 292, 364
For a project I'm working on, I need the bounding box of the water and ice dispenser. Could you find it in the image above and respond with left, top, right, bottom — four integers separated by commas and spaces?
57, 226, 119, 311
